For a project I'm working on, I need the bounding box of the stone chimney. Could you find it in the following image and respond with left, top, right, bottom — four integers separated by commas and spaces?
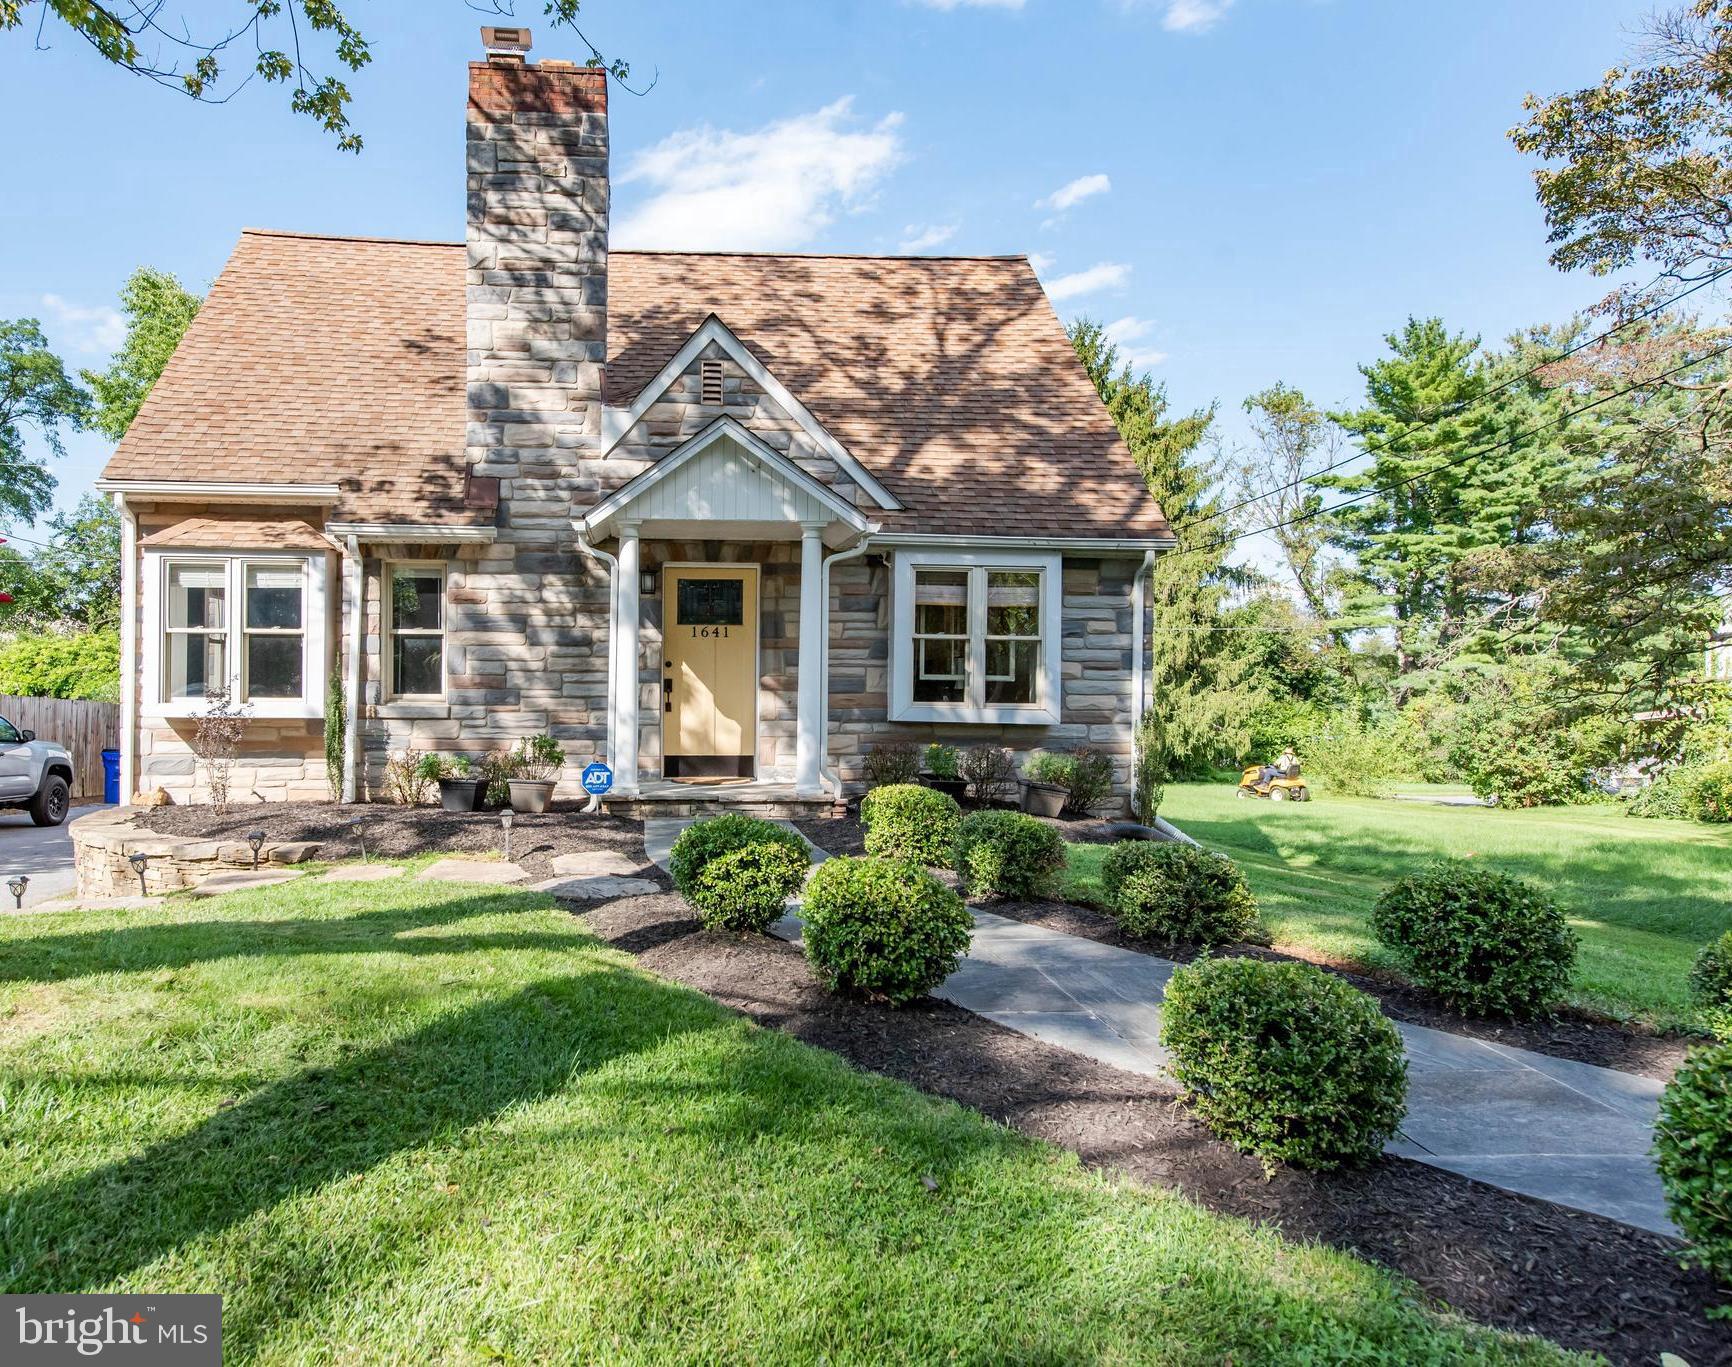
466, 29, 609, 484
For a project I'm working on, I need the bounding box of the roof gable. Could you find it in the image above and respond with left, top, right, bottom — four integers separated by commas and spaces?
598, 314, 901, 512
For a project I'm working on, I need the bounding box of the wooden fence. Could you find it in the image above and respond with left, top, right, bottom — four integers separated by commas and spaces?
0, 695, 119, 799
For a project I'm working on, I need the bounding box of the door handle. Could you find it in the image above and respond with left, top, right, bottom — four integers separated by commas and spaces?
663, 678, 673, 713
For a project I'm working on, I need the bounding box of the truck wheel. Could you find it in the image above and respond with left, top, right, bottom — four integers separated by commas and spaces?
29, 774, 69, 827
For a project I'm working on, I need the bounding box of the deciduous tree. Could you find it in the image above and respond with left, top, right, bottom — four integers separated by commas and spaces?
82, 267, 201, 440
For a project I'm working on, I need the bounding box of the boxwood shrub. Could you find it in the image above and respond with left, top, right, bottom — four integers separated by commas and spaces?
801, 855, 972, 1005
669, 813, 807, 896
1099, 841, 1260, 946
952, 809, 1067, 899
1691, 930, 1732, 1040
1371, 859, 1577, 1018
1161, 956, 1408, 1172
860, 783, 961, 866
1654, 1041, 1732, 1287
690, 841, 812, 934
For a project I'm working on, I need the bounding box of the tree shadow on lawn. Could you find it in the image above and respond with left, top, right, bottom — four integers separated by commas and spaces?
0, 892, 593, 988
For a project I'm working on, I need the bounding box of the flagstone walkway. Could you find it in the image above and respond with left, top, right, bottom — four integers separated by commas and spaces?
641, 818, 1674, 1237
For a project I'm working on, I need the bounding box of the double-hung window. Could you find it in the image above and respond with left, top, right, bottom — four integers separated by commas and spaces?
386, 564, 446, 698
144, 552, 329, 718
890, 549, 1062, 724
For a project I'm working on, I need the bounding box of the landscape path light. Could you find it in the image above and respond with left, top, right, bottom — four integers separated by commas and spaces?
247, 830, 267, 870
128, 852, 151, 897
349, 817, 367, 863
500, 809, 514, 863
7, 874, 26, 909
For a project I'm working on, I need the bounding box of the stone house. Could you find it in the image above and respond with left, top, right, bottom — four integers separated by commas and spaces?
97, 29, 1172, 816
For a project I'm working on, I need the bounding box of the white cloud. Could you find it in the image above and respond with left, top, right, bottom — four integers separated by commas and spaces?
615, 98, 904, 251
1161, 0, 1234, 33
899, 223, 959, 252
1036, 173, 1112, 213
1043, 261, 1131, 302
40, 294, 124, 356
1104, 315, 1168, 370
1026, 251, 1057, 275
909, 0, 1025, 8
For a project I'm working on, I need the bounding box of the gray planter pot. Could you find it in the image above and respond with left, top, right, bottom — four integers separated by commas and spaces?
1021, 781, 1066, 818
507, 778, 556, 814
437, 777, 486, 813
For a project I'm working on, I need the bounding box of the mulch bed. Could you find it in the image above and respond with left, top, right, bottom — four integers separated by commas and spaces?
137, 801, 654, 888
578, 890, 1730, 1366
795, 812, 1693, 1081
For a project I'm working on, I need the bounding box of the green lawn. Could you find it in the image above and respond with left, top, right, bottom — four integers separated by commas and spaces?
0, 874, 1569, 1364
1066, 784, 1732, 1031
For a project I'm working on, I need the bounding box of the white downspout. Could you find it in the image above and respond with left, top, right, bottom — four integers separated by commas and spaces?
1131, 548, 1155, 817
115, 493, 137, 804
818, 531, 877, 801
342, 535, 364, 803
574, 526, 618, 815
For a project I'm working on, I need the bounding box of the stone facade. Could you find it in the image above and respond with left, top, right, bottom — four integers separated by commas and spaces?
72, 809, 321, 899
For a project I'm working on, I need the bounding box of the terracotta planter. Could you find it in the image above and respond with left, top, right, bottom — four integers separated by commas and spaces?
507, 778, 555, 813
437, 777, 486, 812
1021, 781, 1066, 818
919, 774, 968, 802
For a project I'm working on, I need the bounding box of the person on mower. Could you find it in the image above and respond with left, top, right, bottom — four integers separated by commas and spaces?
1259, 747, 1299, 786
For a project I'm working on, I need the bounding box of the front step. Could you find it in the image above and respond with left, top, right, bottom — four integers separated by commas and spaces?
604, 796, 844, 821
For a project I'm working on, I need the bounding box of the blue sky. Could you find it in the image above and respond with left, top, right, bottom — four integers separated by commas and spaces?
0, 0, 1653, 556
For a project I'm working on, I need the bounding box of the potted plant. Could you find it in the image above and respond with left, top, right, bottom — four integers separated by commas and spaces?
507, 733, 564, 813
478, 748, 516, 810
1020, 753, 1072, 818
436, 754, 487, 812
919, 743, 968, 802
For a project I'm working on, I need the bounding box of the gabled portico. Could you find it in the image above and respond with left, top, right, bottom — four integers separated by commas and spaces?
577, 417, 875, 800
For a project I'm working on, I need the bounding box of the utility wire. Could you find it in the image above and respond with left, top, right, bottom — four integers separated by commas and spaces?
1179, 263, 1732, 539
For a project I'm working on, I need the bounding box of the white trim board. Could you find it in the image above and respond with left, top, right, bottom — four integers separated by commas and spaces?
597, 315, 902, 513
870, 533, 1174, 554
97, 479, 343, 503
582, 416, 871, 542
325, 523, 497, 544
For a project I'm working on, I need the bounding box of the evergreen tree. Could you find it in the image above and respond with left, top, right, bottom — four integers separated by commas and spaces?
1069, 319, 1263, 791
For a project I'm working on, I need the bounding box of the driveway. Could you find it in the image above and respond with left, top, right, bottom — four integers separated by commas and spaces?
0, 805, 108, 909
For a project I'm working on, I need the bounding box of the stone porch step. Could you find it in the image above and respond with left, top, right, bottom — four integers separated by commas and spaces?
603, 781, 843, 821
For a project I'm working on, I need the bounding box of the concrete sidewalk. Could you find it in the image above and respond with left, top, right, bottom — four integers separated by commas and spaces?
642, 817, 1674, 1237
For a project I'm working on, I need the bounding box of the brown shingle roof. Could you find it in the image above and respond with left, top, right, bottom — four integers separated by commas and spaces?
139, 517, 330, 551
104, 230, 1168, 540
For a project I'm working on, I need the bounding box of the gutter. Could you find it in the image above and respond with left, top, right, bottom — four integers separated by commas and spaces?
817, 532, 877, 800
574, 527, 619, 815
342, 535, 364, 803
95, 479, 343, 503
114, 493, 138, 803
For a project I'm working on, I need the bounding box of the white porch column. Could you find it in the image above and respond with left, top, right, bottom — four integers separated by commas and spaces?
613, 521, 642, 796
795, 521, 826, 797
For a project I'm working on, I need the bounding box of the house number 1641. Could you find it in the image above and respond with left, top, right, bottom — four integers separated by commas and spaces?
691, 626, 731, 639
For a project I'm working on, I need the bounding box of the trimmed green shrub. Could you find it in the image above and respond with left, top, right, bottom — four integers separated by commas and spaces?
1100, 842, 1260, 946
860, 783, 961, 866
801, 855, 972, 1005
923, 743, 960, 780
952, 809, 1067, 899
1372, 859, 1577, 1018
1653, 1041, 1732, 1287
1691, 930, 1732, 1041
690, 841, 811, 934
1161, 956, 1408, 1173
1626, 768, 1697, 821
1693, 759, 1732, 823
669, 813, 807, 896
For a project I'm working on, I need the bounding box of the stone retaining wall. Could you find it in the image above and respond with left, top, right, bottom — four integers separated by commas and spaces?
72, 809, 321, 900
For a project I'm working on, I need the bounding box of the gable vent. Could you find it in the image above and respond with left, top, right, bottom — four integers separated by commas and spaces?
700, 359, 726, 406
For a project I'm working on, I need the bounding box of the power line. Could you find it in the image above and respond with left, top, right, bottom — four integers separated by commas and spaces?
1183, 263, 1732, 539
1195, 337, 1732, 559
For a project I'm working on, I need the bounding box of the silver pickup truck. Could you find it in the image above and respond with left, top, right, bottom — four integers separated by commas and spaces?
0, 714, 74, 826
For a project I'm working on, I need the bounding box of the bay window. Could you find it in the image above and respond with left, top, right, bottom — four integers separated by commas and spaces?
143, 552, 329, 718
890, 549, 1062, 724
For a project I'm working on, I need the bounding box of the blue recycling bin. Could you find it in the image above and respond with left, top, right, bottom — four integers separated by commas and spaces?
101, 748, 120, 805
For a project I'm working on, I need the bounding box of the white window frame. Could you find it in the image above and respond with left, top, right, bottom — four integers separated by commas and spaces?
889, 547, 1063, 724
141, 550, 329, 720
382, 561, 449, 700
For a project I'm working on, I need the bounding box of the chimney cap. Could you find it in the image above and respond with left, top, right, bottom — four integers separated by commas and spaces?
480, 25, 532, 56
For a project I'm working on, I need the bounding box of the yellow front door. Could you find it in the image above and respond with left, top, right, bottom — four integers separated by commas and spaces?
663, 565, 758, 779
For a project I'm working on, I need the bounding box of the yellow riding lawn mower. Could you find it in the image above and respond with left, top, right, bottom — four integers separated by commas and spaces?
1236, 765, 1311, 802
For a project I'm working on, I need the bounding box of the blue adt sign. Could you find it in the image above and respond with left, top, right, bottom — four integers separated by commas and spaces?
581, 762, 613, 795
